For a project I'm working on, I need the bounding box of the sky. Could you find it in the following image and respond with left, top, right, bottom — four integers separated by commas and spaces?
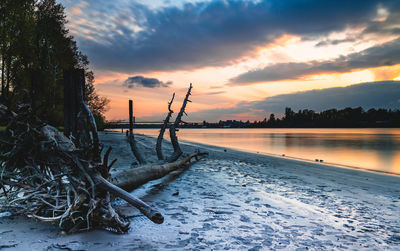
58, 0, 400, 122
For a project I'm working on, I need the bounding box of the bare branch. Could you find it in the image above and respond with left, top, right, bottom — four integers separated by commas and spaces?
168, 83, 192, 162
94, 174, 164, 224
156, 93, 175, 160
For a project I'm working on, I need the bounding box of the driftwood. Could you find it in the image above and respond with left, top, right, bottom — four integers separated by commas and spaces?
168, 83, 192, 162
156, 93, 175, 160
0, 104, 129, 232
94, 173, 164, 224
128, 133, 147, 164
125, 83, 206, 190
113, 152, 208, 192
75, 73, 100, 161
0, 83, 207, 233
127, 99, 147, 165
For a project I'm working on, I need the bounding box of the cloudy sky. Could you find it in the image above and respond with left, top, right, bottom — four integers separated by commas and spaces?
59, 0, 400, 121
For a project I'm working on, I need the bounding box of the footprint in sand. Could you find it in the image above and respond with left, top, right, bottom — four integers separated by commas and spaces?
240, 215, 251, 222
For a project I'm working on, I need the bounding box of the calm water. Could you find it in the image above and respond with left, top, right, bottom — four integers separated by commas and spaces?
131, 128, 400, 175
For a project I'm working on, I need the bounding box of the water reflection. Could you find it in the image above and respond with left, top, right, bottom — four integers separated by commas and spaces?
132, 128, 400, 175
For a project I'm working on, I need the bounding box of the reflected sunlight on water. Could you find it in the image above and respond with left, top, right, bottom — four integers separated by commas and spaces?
130, 128, 400, 175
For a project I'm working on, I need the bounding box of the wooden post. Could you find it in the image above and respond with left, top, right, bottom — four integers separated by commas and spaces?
64, 69, 85, 138
64, 70, 72, 137
129, 99, 133, 133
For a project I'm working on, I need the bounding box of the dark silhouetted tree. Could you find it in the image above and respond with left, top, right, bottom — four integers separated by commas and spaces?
0, 0, 109, 126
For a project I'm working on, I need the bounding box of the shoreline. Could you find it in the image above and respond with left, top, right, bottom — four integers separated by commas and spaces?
122, 127, 400, 177
1, 131, 399, 250
179, 138, 400, 177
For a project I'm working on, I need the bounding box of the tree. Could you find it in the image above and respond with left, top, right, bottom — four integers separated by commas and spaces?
267, 113, 275, 126
84, 70, 110, 130
0, 0, 108, 126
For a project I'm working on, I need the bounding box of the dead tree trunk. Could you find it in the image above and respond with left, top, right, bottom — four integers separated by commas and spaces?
168, 83, 192, 162
64, 69, 99, 160
127, 99, 146, 164
63, 69, 82, 139
156, 93, 175, 160
1, 55, 4, 98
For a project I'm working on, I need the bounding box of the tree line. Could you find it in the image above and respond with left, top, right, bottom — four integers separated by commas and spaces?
0, 0, 109, 127
201, 107, 400, 128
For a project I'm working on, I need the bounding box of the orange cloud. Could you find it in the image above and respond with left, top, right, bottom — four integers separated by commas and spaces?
370, 64, 400, 81
71, 7, 83, 15
94, 72, 130, 84
255, 34, 300, 53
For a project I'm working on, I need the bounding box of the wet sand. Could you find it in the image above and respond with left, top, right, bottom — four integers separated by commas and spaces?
1, 131, 400, 250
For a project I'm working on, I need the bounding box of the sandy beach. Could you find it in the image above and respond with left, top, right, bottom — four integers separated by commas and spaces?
1, 131, 400, 250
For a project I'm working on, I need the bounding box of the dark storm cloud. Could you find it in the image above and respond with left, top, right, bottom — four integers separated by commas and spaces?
124, 76, 172, 88
189, 81, 400, 121
363, 1, 400, 35
230, 38, 400, 84
250, 81, 400, 112
71, 0, 397, 73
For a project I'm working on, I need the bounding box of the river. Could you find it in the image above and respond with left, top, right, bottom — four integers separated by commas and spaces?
129, 128, 400, 175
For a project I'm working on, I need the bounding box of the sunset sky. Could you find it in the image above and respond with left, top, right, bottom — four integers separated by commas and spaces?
58, 0, 400, 122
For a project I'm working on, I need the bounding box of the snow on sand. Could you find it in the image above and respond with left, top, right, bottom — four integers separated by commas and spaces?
0, 131, 399, 250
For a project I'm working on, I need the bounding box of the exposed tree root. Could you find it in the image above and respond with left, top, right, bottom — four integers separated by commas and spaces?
0, 84, 207, 233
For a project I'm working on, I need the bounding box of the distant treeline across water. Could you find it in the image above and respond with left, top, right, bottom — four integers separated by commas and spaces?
213, 107, 400, 128
105, 107, 400, 129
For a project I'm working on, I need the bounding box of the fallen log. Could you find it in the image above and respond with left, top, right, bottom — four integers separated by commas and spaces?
112, 152, 208, 192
